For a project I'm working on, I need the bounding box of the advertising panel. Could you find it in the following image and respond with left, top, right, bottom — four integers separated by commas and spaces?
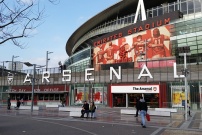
171, 86, 190, 107
92, 11, 181, 71
93, 25, 174, 70
75, 87, 84, 104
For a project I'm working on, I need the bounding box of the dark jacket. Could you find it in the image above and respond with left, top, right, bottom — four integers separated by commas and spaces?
17, 100, 21, 108
136, 99, 140, 110
7, 97, 11, 105
139, 99, 148, 112
90, 105, 96, 112
82, 103, 89, 110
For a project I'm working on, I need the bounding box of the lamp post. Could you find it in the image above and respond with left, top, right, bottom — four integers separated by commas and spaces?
12, 55, 19, 71
24, 62, 45, 112
178, 46, 191, 121
46, 51, 53, 71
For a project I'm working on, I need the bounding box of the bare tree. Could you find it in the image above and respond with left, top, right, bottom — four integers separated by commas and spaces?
0, 0, 59, 48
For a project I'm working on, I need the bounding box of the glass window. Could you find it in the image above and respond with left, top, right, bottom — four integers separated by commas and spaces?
158, 7, 163, 16
49, 94, 54, 100
187, 37, 196, 42
153, 8, 157, 17
169, 4, 175, 12
163, 5, 168, 13
187, 40, 196, 46
190, 45, 197, 50
188, 0, 194, 14
10, 94, 16, 100
181, 1, 187, 15
175, 2, 179, 11
148, 10, 152, 18
128, 16, 132, 23
178, 38, 187, 43
198, 49, 202, 53
197, 35, 202, 40
44, 94, 48, 100
55, 94, 59, 100
38, 94, 43, 100
198, 45, 202, 49
194, 0, 201, 13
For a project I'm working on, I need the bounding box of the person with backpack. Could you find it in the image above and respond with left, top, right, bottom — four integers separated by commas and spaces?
139, 96, 148, 128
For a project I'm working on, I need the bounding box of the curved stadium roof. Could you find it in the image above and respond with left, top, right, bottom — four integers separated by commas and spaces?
65, 0, 176, 56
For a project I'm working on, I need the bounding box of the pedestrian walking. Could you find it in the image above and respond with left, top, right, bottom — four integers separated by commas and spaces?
7, 95, 11, 110
139, 96, 148, 128
135, 97, 140, 117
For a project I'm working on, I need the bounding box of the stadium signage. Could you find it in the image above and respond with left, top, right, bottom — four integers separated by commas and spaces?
8, 85, 68, 92
93, 10, 181, 46
22, 62, 183, 83
111, 85, 159, 93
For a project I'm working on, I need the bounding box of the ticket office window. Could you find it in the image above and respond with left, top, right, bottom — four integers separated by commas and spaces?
37, 94, 64, 101
10, 94, 31, 100
44, 94, 48, 100
38, 94, 43, 100
49, 94, 54, 100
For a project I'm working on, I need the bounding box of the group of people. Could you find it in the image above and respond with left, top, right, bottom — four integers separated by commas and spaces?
80, 101, 96, 118
7, 96, 22, 110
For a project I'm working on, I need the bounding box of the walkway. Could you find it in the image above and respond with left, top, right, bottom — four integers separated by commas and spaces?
0, 106, 202, 135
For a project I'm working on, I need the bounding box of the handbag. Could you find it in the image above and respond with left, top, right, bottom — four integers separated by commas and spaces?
146, 113, 150, 121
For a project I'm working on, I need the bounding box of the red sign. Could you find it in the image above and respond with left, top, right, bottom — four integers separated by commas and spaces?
10, 85, 69, 93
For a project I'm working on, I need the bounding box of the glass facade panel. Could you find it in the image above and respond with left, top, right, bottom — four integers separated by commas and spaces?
169, 4, 175, 12
153, 8, 157, 17
158, 7, 163, 16
181, 1, 188, 15
194, 0, 202, 12
188, 0, 194, 14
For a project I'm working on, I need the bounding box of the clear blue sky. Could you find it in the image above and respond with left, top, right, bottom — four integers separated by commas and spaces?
0, 0, 119, 69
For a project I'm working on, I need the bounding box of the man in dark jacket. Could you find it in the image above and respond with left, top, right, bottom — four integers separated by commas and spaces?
135, 97, 140, 117
139, 96, 148, 128
81, 101, 89, 118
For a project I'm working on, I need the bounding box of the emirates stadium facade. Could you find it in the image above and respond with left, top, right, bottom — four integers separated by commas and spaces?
64, 0, 202, 109
1, 0, 202, 109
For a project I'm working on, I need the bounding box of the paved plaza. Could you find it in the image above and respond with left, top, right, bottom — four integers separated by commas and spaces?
0, 106, 202, 135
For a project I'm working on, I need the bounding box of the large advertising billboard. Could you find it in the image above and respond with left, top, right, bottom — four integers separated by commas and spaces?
92, 11, 181, 71
93, 26, 174, 70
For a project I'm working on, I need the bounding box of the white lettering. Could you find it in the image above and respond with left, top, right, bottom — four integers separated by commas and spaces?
110, 66, 121, 80
134, 0, 146, 23
23, 73, 32, 83
85, 68, 94, 81
62, 70, 71, 81
173, 62, 185, 78
138, 64, 153, 79
42, 71, 50, 83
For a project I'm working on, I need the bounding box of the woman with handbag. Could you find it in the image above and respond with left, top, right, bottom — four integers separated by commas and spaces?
139, 96, 148, 128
